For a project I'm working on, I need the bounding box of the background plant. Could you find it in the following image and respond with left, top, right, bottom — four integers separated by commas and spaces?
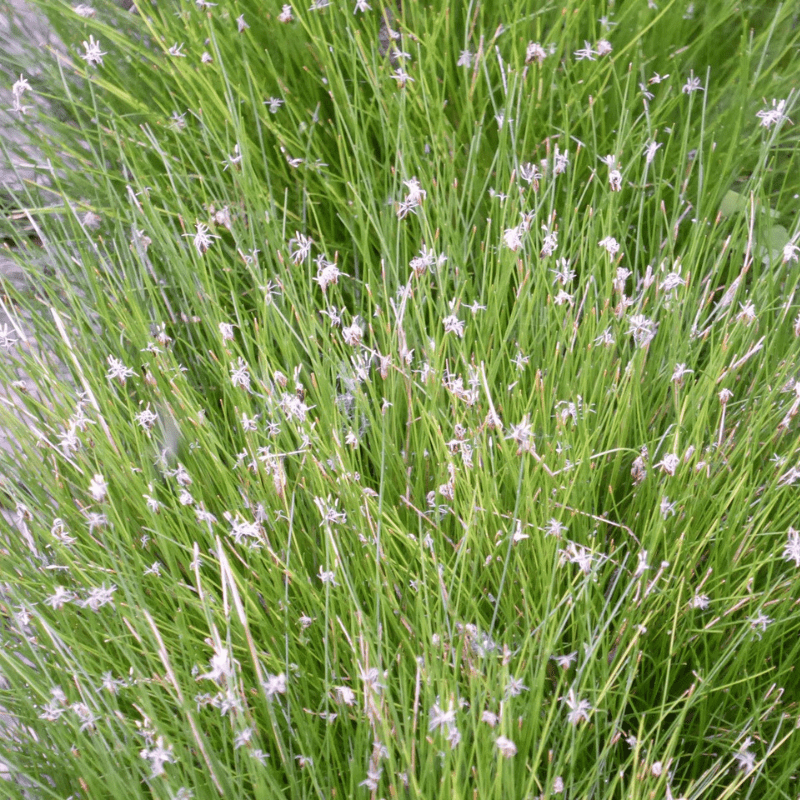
0, 1, 799, 798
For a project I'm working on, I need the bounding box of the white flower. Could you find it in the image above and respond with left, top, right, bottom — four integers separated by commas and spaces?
736, 301, 757, 325
222, 144, 242, 171
540, 227, 558, 257
749, 612, 772, 638
446, 727, 461, 749
396, 198, 418, 219
778, 465, 800, 486
403, 177, 426, 205
278, 4, 294, 22
288, 231, 313, 264
106, 355, 136, 385
734, 738, 757, 774
354, 0, 371, 11
627, 314, 657, 347
634, 550, 650, 577
278, 393, 311, 422
553, 146, 570, 175
143, 491, 162, 514
314, 259, 342, 291
314, 495, 347, 527
38, 699, 65, 721
553, 290, 573, 306
144, 562, 161, 577
194, 505, 216, 525
543, 518, 567, 538
264, 97, 284, 114
428, 702, 456, 732
71, 702, 98, 732
756, 98, 791, 129
598, 153, 619, 177
409, 245, 443, 276
88, 473, 108, 502
73, 4, 96, 17
318, 567, 338, 585
660, 496, 677, 519
574, 41, 597, 61
782, 527, 800, 568
152, 322, 171, 347
82, 210, 102, 230
45, 586, 78, 609
644, 141, 662, 164
0, 323, 18, 350
442, 315, 465, 337
525, 41, 547, 65
334, 685, 356, 706
457, 49, 473, 68
682, 71, 703, 93
505, 676, 528, 698
359, 765, 382, 791
234, 728, 254, 749
51, 518, 76, 545
613, 267, 631, 295
654, 453, 679, 475
170, 463, 192, 487
594, 327, 615, 346
140, 736, 176, 778
237, 14, 249, 32
262, 673, 287, 698
10, 74, 31, 114
595, 39, 613, 56
99, 671, 126, 695
80, 35, 106, 67
342, 322, 363, 347
519, 162, 542, 188
85, 512, 109, 532
168, 42, 186, 57
503, 225, 525, 251
184, 222, 218, 255
559, 542, 594, 573
230, 357, 252, 391
598, 235, 620, 256
563, 688, 592, 724
197, 645, 234, 683
80, 583, 117, 611
718, 388, 734, 405
661, 268, 685, 292
495, 735, 517, 758
390, 68, 414, 87
481, 710, 499, 727
551, 651, 577, 670
783, 241, 800, 263
671, 363, 693, 386
507, 415, 534, 453
550, 259, 575, 285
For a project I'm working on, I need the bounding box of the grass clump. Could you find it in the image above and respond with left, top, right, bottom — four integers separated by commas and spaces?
1, 0, 800, 797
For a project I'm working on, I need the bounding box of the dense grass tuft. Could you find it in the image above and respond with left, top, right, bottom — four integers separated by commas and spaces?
0, 1, 799, 798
